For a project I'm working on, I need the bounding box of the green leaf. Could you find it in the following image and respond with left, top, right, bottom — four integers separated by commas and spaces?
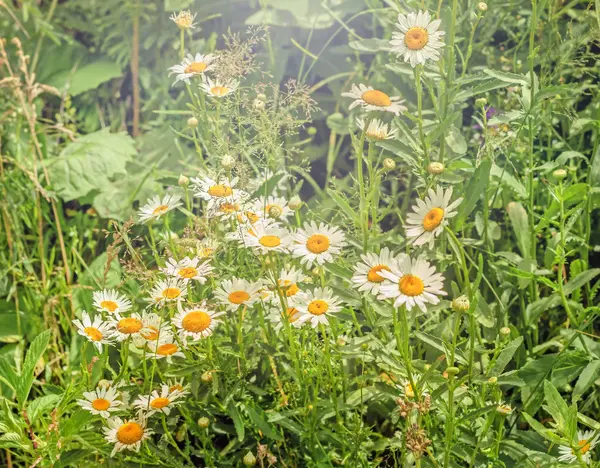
47, 60, 122, 96
522, 413, 567, 445
327, 189, 360, 225
573, 361, 600, 402
60, 410, 92, 438
542, 380, 569, 432
227, 401, 245, 442
507, 202, 530, 259
17, 330, 51, 407
564, 269, 600, 296
348, 38, 388, 53
244, 405, 283, 441
445, 126, 467, 155
483, 68, 529, 86
27, 394, 61, 423
455, 159, 492, 229
47, 129, 137, 201
326, 113, 351, 135
490, 337, 523, 377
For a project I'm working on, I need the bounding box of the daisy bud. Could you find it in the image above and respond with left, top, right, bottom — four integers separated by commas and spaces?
500, 326, 511, 337
170, 10, 197, 30
97, 379, 111, 390
253, 98, 265, 110
288, 196, 302, 210
446, 366, 460, 377
451, 296, 470, 312
496, 404, 513, 416
243, 452, 257, 466
307, 126, 317, 136
187, 117, 198, 128
427, 162, 445, 175
475, 97, 487, 108
197, 417, 210, 429
552, 168, 567, 180
307, 404, 314, 411
383, 158, 396, 171
221, 154, 236, 170
488, 376, 498, 384
268, 205, 283, 219
201, 371, 213, 383
178, 174, 189, 186
257, 93, 267, 101
477, 2, 488, 12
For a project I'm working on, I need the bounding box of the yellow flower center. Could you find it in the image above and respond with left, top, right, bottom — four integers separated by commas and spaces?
184, 62, 207, 74
306, 234, 330, 254
576, 439, 591, 455
285, 283, 300, 297
116, 422, 144, 445
404, 27, 429, 50
84, 327, 103, 342
178, 267, 198, 279
100, 300, 119, 312
399, 274, 425, 297
367, 265, 390, 283
182, 311, 211, 332
157, 343, 179, 356
259, 235, 281, 248
162, 288, 181, 299
219, 202, 239, 213
228, 291, 250, 304
117, 317, 143, 335
423, 207, 445, 231
361, 90, 392, 107
150, 397, 171, 409
170, 384, 184, 392
91, 398, 111, 411
207, 184, 233, 197
141, 326, 159, 340
210, 86, 230, 96
308, 299, 329, 315
152, 205, 169, 215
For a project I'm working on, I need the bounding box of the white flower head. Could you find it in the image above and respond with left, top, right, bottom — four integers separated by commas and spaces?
341, 84, 407, 115
197, 238, 219, 258
148, 278, 188, 307
558, 430, 600, 464
252, 196, 293, 221
239, 220, 292, 255
148, 334, 185, 361
191, 175, 247, 210
73, 311, 116, 352
169, 53, 217, 85
200, 75, 239, 98
103, 411, 153, 456
214, 277, 263, 311
356, 118, 398, 140
92, 289, 132, 316
77, 386, 122, 418
379, 255, 446, 312
138, 194, 182, 224
296, 287, 343, 328
351, 247, 396, 295
274, 266, 303, 305
133, 384, 187, 417
291, 221, 346, 266
390, 10, 446, 68
405, 186, 462, 247
131, 311, 170, 348
267, 306, 303, 331
162, 256, 213, 284
173, 302, 225, 341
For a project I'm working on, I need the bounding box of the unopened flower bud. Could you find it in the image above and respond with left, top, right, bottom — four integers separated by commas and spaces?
496, 404, 513, 415
477, 2, 488, 12
221, 154, 236, 170
552, 168, 567, 180
288, 196, 302, 210
178, 174, 189, 186
383, 158, 396, 171
307, 404, 314, 411
243, 451, 257, 466
257, 93, 267, 101
187, 117, 198, 128
452, 296, 470, 312
201, 371, 213, 383
307, 126, 317, 136
488, 376, 498, 385
475, 97, 488, 108
268, 205, 283, 219
427, 162, 445, 175
97, 380, 111, 390
446, 366, 460, 377
253, 99, 265, 110
197, 417, 210, 428
500, 327, 511, 336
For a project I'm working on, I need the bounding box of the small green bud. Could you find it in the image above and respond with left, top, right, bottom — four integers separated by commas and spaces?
178, 174, 189, 186
500, 327, 511, 336
307, 126, 317, 136
187, 117, 198, 128
552, 168, 567, 180
243, 451, 257, 466
201, 371, 213, 383
197, 417, 210, 429
446, 366, 460, 377
221, 154, 236, 170
288, 196, 302, 210
428, 162, 445, 175
487, 376, 498, 384
452, 296, 470, 312
383, 158, 396, 171
475, 97, 488, 108
477, 2, 488, 12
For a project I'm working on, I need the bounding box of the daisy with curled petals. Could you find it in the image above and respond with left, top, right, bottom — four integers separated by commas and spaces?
169, 10, 197, 30
378, 255, 446, 312
214, 277, 263, 311
200, 75, 239, 98
241, 221, 292, 255
149, 335, 185, 361
103, 411, 153, 457
162, 256, 213, 284
191, 175, 246, 210
557, 430, 600, 464
169, 53, 216, 86
405, 186, 462, 247
110, 313, 148, 342
356, 118, 398, 141
148, 278, 187, 307
351, 247, 395, 295
253, 195, 293, 221
296, 287, 343, 328
166, 378, 188, 394
341, 84, 407, 116
390, 10, 445, 68
267, 306, 303, 331
77, 386, 122, 419
132, 312, 169, 348
291, 221, 346, 266
133, 384, 187, 417
92, 289, 132, 316
73, 311, 116, 352
173, 303, 225, 341
138, 194, 182, 224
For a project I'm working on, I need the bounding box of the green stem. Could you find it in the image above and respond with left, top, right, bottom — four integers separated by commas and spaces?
414, 66, 429, 164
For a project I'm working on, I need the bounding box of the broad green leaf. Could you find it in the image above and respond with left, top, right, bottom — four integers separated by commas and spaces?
522, 413, 567, 445
573, 360, 600, 402
507, 202, 530, 259
244, 405, 283, 441
227, 401, 245, 442
47, 129, 137, 200
491, 164, 526, 198
47, 60, 122, 96
490, 337, 523, 377
542, 380, 569, 432
445, 126, 467, 155
60, 410, 92, 438
327, 189, 360, 225
483, 68, 529, 86
348, 38, 388, 53
17, 330, 51, 407
27, 394, 61, 423
564, 269, 600, 296
455, 159, 492, 229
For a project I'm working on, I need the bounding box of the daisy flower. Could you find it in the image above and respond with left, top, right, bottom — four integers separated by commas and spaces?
169, 53, 216, 85
132, 312, 170, 348
191, 175, 246, 210
92, 289, 132, 316
197, 238, 219, 258
267, 306, 303, 331
149, 335, 185, 361
162, 256, 213, 284
291, 221, 346, 266
253, 196, 293, 221
169, 10, 197, 30
296, 287, 343, 328
166, 378, 188, 394
390, 10, 445, 68
351, 247, 396, 295
103, 412, 153, 457
240, 221, 292, 255
214, 277, 263, 311
148, 279, 187, 306
133, 384, 187, 417
341, 84, 407, 115
110, 313, 148, 342
356, 118, 398, 140
405, 186, 463, 247
274, 267, 303, 304
77, 386, 122, 418
73, 311, 116, 352
200, 76, 239, 98
379, 255, 446, 312
173, 303, 225, 341
208, 200, 243, 220
558, 430, 600, 464
138, 194, 182, 224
